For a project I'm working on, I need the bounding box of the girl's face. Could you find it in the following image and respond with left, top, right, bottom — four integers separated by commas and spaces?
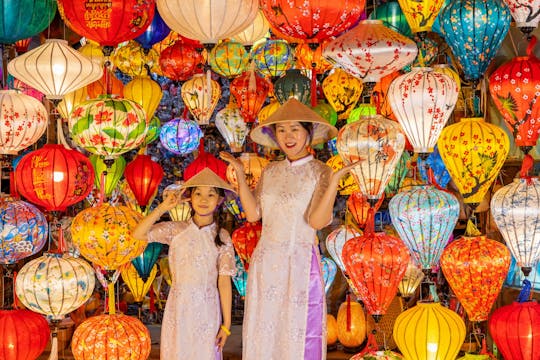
190, 186, 221, 217
275, 121, 310, 161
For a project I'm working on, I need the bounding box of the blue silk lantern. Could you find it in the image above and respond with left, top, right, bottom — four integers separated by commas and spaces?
252, 39, 295, 79
439, 0, 511, 82
321, 256, 338, 294
0, 200, 48, 265
418, 146, 451, 188
505, 256, 540, 291
159, 118, 203, 155
369, 1, 412, 38
132, 242, 162, 282
431, 0, 452, 35
232, 255, 247, 297
135, 6, 171, 51
0, 0, 56, 44
389, 185, 460, 270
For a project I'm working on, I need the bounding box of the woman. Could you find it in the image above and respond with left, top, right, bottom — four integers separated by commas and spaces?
221, 98, 352, 360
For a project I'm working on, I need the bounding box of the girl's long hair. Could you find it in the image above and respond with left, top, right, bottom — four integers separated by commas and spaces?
187, 187, 226, 247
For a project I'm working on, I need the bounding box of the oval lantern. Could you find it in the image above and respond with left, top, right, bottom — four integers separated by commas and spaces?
124, 77, 163, 121
226, 153, 269, 192
438, 117, 509, 208
0, 309, 50, 360
230, 10, 270, 48
417, 145, 451, 188
159, 41, 204, 82
71, 314, 151, 360
337, 115, 406, 204
348, 104, 377, 125
0, 0, 56, 44
181, 73, 221, 125
294, 42, 333, 75
134, 5, 170, 51
14, 144, 94, 212
215, 102, 249, 153
369, 1, 412, 37
372, 70, 402, 122
159, 118, 203, 155
183, 144, 228, 181
111, 41, 160, 78
325, 225, 362, 276
322, 69, 363, 121
231, 221, 262, 271
336, 300, 367, 348
327, 154, 359, 196
142, 116, 161, 147
208, 40, 250, 78
56, 87, 88, 120
397, 0, 446, 36
394, 302, 466, 360
124, 154, 164, 210
274, 69, 311, 105
327, 314, 338, 348
121, 263, 158, 303
71, 204, 146, 270
258, 100, 281, 124
398, 261, 425, 300
230, 70, 271, 123
85, 67, 125, 98
313, 100, 338, 127
389, 185, 460, 271
0, 90, 48, 155
503, 0, 540, 36
0, 199, 48, 265
385, 151, 411, 197
89, 155, 126, 199
132, 242, 162, 282
252, 39, 295, 79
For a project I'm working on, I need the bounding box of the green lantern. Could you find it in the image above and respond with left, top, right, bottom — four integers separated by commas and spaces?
347, 104, 377, 124
90, 155, 127, 198
385, 151, 411, 197
313, 100, 338, 127
142, 116, 161, 146
209, 40, 250, 78
274, 69, 311, 105
369, 1, 412, 38
0, 0, 57, 44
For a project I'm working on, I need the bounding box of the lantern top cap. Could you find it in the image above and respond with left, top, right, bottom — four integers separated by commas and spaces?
250, 98, 338, 149
182, 168, 236, 194
460, 117, 485, 122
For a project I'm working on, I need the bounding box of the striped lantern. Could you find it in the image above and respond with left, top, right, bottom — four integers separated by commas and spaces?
0, 309, 50, 360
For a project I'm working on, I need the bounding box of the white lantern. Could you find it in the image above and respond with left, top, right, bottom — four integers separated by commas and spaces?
231, 10, 270, 47
398, 261, 424, 299
215, 103, 248, 153
325, 225, 362, 275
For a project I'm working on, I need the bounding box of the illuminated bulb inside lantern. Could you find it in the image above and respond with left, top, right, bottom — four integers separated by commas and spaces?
53, 171, 65, 182
427, 342, 438, 353
52, 62, 66, 76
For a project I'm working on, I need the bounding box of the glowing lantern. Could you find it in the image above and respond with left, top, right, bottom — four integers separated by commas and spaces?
134, 6, 171, 51
209, 40, 250, 78
388, 67, 459, 156
489, 46, 540, 154
437, 117, 509, 207
159, 118, 203, 155
252, 39, 295, 79
326, 155, 359, 195
181, 73, 221, 125
417, 145, 451, 188
124, 155, 164, 210
163, 183, 192, 221
142, 116, 161, 146
111, 41, 160, 78
337, 115, 406, 203
258, 100, 281, 124
215, 102, 248, 152
224, 195, 247, 223
0, 309, 50, 360
90, 155, 126, 199
351, 351, 404, 360
440, 232, 511, 322
230, 10, 270, 48
394, 302, 466, 360
7, 39, 102, 100
0, 90, 47, 155
389, 185, 460, 270
322, 69, 363, 120
336, 300, 367, 348
347, 192, 384, 229
397, 0, 445, 36
294, 42, 333, 75
321, 256, 338, 294
85, 67, 125, 98
0, 199, 48, 265
348, 104, 377, 124
503, 0, 540, 36
230, 71, 270, 123
274, 69, 311, 105
121, 263, 158, 302
323, 20, 418, 87
183, 143, 228, 181
313, 100, 338, 127
412, 37, 439, 68
369, 1, 412, 37
132, 242, 162, 282
226, 153, 269, 191
124, 77, 163, 121
69, 95, 148, 159
398, 262, 424, 300
433, 64, 461, 92
13, 37, 32, 54
14, 144, 94, 212
489, 301, 540, 360
79, 40, 106, 66
232, 255, 248, 297
231, 221, 261, 271
56, 87, 88, 120
327, 314, 338, 347
372, 70, 401, 121
159, 41, 204, 81
71, 204, 146, 270
439, 0, 511, 83
491, 178, 540, 276
325, 225, 362, 276
71, 314, 151, 360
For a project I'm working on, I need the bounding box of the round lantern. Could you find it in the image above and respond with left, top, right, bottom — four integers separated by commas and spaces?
56, 87, 88, 120
89, 155, 126, 199
294, 42, 333, 75
230, 10, 270, 48
398, 261, 425, 300
325, 225, 362, 276
232, 221, 262, 271
215, 102, 249, 152
321, 256, 338, 294
503, 0, 540, 36
16, 253, 95, 319
337, 115, 406, 204
69, 95, 148, 159
124, 77, 163, 122
323, 20, 418, 86
158, 41, 204, 82
348, 104, 377, 124
124, 154, 164, 209
326, 155, 359, 195
252, 39, 295, 79
159, 118, 203, 155
491, 177, 540, 276
313, 100, 338, 127
488, 301, 540, 360
351, 351, 404, 360
14, 144, 94, 212
181, 73, 221, 125
208, 40, 250, 78
437, 117, 509, 207
327, 314, 338, 347
0, 90, 48, 155
111, 41, 160, 78
71, 204, 146, 270
397, 0, 446, 36
371, 70, 401, 122
0, 309, 50, 360
369, 1, 412, 37
389, 185, 460, 270
121, 263, 158, 303
142, 116, 161, 147
71, 314, 151, 360
274, 69, 311, 105
132, 242, 162, 282
258, 100, 281, 124
226, 153, 269, 191
0, 0, 56, 44
162, 183, 192, 221
0, 199, 48, 265
394, 302, 466, 360
230, 70, 271, 123
388, 67, 459, 156
336, 300, 367, 348
134, 6, 171, 51
440, 233, 511, 322
347, 192, 384, 229
322, 68, 363, 120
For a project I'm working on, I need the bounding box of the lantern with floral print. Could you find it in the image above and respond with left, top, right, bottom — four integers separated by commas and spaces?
230, 70, 270, 123
226, 153, 269, 191
0, 90, 48, 155
389, 185, 460, 271
159, 118, 203, 155
71, 314, 151, 360
351, 351, 404, 360
14, 144, 94, 212
389, 67, 459, 157
0, 309, 50, 360
124, 154, 164, 210
294, 42, 333, 75
385, 151, 411, 197
503, 0, 540, 36
231, 221, 262, 271
90, 155, 126, 199
124, 76, 163, 121
397, 0, 446, 37
69, 95, 148, 159
142, 116, 161, 146
230, 10, 269, 48
252, 39, 295, 79
159, 41, 205, 82
325, 225, 362, 276
326, 155, 359, 195
371, 70, 401, 122
209, 40, 250, 78
215, 101, 248, 153
322, 69, 364, 121
56, 87, 88, 120
337, 115, 406, 204
181, 73, 221, 125
347, 192, 384, 229
111, 41, 160, 78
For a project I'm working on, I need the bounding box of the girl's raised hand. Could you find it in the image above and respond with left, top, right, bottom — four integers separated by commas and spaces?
158, 188, 187, 212
220, 151, 244, 175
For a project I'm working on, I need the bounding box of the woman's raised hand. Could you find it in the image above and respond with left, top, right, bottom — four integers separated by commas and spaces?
220, 151, 244, 175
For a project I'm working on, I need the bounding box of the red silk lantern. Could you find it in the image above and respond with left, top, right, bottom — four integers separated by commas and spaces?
0, 309, 50, 360
489, 301, 540, 360
347, 192, 384, 230
124, 154, 164, 209
183, 142, 228, 181
231, 221, 262, 271
230, 70, 270, 123
159, 41, 204, 81
14, 144, 94, 212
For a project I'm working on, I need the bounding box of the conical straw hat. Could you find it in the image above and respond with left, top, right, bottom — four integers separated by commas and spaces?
182, 168, 236, 193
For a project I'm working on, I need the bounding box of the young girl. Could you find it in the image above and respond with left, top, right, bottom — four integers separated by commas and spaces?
132, 168, 236, 360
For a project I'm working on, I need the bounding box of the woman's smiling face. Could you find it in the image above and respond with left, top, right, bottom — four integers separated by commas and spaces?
275, 121, 310, 160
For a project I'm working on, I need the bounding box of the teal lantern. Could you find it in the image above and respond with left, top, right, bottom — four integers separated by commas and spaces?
505, 256, 540, 291
369, 1, 412, 38
159, 118, 203, 155
209, 40, 250, 78
439, 0, 511, 83
232, 255, 247, 297
132, 243, 162, 282
252, 39, 295, 79
274, 69, 311, 105
0, 0, 56, 44
321, 256, 338, 294
388, 185, 460, 270
142, 116, 161, 147
89, 155, 127, 199
312, 100, 338, 127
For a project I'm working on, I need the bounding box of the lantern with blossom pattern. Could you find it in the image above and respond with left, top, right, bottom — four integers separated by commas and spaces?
159, 118, 203, 155
181, 73, 221, 125
230, 71, 270, 123
322, 69, 363, 121
232, 221, 262, 271
215, 102, 248, 152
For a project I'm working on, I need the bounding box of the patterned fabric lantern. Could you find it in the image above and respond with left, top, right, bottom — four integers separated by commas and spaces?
385, 151, 411, 197
389, 67, 459, 156
56, 87, 88, 120
159, 41, 204, 82
418, 145, 451, 188
295, 43, 333, 75
16, 253, 95, 319
398, 261, 425, 299
0, 309, 50, 360
258, 100, 281, 124
412, 37, 439, 68
488, 301, 540, 360
503, 0, 540, 36
437, 117, 509, 207
90, 155, 126, 199
394, 302, 466, 360
252, 39, 295, 79
397, 0, 446, 36
0, 0, 56, 44
231, 221, 262, 271
225, 195, 247, 223
372, 70, 402, 122
326, 155, 359, 195
226, 153, 269, 191
142, 116, 161, 146
71, 204, 145, 270
121, 263, 158, 302
336, 300, 367, 348
156, 0, 258, 45
321, 256, 337, 294
0, 90, 47, 155
440, 232, 511, 322
215, 102, 248, 152
433, 64, 461, 92
131, 243, 162, 282
0, 199, 48, 265
389, 185, 460, 270
491, 178, 540, 276
159, 118, 203, 155
439, 0, 511, 82
209, 40, 250, 78
124, 155, 164, 209
337, 115, 406, 203
369, 1, 412, 37
134, 6, 170, 51
313, 100, 338, 127
124, 77, 163, 121
69, 95, 148, 159
324, 20, 418, 86
14, 144, 94, 212
274, 69, 311, 105
325, 225, 362, 276
71, 314, 151, 360
163, 183, 192, 222
230, 10, 270, 48
322, 69, 363, 121
232, 255, 248, 297
181, 73, 221, 125
348, 104, 377, 124
230, 71, 270, 123
111, 41, 160, 78
351, 351, 404, 360
347, 192, 384, 229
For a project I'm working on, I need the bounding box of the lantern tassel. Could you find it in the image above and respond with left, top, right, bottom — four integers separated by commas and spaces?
520, 153, 534, 183
57, 226, 65, 253
9, 171, 18, 198
48, 332, 58, 360
364, 207, 375, 235
346, 292, 351, 332
527, 35, 537, 57
149, 286, 156, 313
358, 332, 378, 356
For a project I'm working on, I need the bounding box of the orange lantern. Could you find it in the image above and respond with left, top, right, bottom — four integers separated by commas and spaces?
124, 154, 164, 210
159, 41, 204, 81
326, 155, 359, 195
347, 192, 384, 230
181, 73, 221, 125
336, 300, 367, 348
327, 314, 338, 348
372, 70, 402, 121
295, 42, 333, 75
322, 68, 363, 120
226, 153, 269, 191
231, 221, 262, 271
85, 67, 124, 98
230, 70, 270, 123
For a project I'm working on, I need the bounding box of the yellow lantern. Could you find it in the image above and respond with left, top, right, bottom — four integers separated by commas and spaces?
226, 153, 269, 191
158, 257, 172, 286
327, 314, 338, 348
337, 300, 367, 349
326, 154, 359, 195
111, 41, 160, 77
57, 87, 88, 120
433, 64, 461, 92
437, 117, 509, 208
79, 40, 105, 67
394, 302, 466, 360
181, 73, 221, 125
398, 261, 424, 300
323, 68, 363, 120
258, 100, 280, 123
124, 76, 163, 121
398, 0, 446, 36
163, 183, 192, 221
121, 263, 158, 303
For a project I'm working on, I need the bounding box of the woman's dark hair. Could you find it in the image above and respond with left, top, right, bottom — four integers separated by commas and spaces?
187, 186, 226, 247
